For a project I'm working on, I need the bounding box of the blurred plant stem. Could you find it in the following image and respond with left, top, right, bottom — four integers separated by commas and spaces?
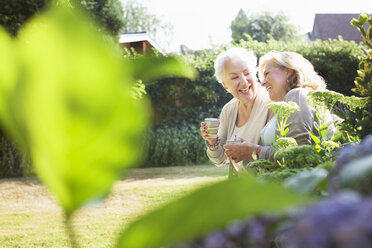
65, 215, 80, 248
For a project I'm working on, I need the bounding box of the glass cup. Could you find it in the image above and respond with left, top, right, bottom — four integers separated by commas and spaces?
204, 118, 219, 138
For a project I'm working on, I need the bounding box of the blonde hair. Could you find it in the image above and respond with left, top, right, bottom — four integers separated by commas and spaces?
214, 47, 257, 84
259, 51, 326, 91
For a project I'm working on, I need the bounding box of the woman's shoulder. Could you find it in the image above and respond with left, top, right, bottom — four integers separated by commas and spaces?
222, 97, 238, 110
285, 87, 311, 102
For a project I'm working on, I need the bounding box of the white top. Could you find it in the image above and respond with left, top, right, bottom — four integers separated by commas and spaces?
207, 85, 273, 167
260, 116, 277, 146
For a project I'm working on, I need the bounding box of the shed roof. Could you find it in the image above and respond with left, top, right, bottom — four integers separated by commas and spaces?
119, 32, 165, 55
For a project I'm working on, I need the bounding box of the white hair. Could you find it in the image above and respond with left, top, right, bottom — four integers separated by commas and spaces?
214, 47, 257, 84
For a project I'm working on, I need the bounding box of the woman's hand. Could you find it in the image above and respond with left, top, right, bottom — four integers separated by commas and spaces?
223, 142, 257, 162
200, 122, 218, 145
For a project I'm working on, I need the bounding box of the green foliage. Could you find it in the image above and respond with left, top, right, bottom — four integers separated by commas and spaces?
338, 154, 372, 194
317, 160, 335, 172
0, 0, 46, 36
0, 0, 126, 36
131, 54, 198, 83
274, 145, 321, 168
0, 0, 129, 178
246, 159, 277, 173
274, 137, 298, 150
335, 105, 367, 142
116, 175, 307, 248
257, 168, 304, 183
143, 123, 209, 167
332, 95, 367, 143
230, 10, 299, 42
0, 4, 197, 247
307, 90, 342, 161
333, 13, 372, 141
79, 0, 125, 36
0, 132, 25, 177
351, 13, 372, 48
284, 168, 328, 195
349, 13, 372, 138
0, 4, 152, 216
121, 0, 173, 45
267, 101, 300, 141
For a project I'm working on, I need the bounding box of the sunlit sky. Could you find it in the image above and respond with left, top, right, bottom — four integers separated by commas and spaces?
129, 0, 372, 53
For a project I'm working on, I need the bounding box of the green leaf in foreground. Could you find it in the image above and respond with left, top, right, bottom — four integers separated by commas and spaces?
0, 27, 19, 141
116, 175, 309, 248
284, 168, 328, 194
339, 154, 372, 187
0, 5, 197, 217
14, 6, 150, 216
131, 55, 198, 84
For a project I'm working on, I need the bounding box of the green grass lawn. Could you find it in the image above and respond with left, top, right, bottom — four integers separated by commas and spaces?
0, 165, 228, 248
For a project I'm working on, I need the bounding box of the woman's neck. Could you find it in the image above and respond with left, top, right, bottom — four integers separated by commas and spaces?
236, 99, 255, 127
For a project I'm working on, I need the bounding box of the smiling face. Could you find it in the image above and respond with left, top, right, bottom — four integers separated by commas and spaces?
261, 62, 289, 102
221, 57, 257, 104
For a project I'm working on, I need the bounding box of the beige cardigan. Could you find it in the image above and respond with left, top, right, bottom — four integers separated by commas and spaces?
207, 85, 273, 167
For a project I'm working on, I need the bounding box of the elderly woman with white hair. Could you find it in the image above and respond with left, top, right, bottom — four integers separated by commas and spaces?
224, 51, 328, 162
200, 47, 273, 168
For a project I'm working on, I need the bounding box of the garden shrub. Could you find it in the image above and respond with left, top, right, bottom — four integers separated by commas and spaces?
0, 132, 23, 177
143, 122, 210, 167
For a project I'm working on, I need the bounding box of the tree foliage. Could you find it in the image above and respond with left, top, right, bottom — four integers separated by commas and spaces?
120, 0, 173, 43
0, 0, 125, 36
230, 9, 299, 42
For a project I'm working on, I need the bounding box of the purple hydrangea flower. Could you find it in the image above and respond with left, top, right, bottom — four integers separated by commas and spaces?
172, 215, 281, 248
279, 193, 372, 248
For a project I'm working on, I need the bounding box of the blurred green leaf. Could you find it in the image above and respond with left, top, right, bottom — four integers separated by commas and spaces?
116, 175, 308, 248
13, 6, 152, 216
284, 168, 328, 194
339, 154, 372, 187
131, 55, 198, 85
0, 28, 21, 143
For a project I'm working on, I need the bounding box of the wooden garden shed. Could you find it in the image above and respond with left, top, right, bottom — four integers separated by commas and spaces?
119, 32, 165, 55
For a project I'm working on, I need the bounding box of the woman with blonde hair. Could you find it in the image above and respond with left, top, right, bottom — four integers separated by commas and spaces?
224, 51, 328, 162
